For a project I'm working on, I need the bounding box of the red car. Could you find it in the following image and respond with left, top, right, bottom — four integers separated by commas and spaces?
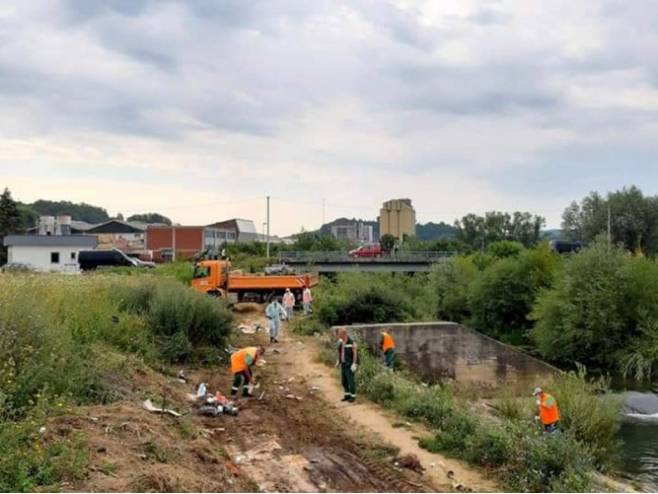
349, 244, 382, 258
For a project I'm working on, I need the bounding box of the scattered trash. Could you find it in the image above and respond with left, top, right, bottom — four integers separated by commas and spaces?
287, 377, 295, 383
196, 383, 207, 398
447, 470, 455, 479
429, 462, 436, 468
197, 395, 239, 417
88, 416, 99, 422
452, 482, 468, 491
295, 396, 303, 401
256, 359, 267, 367
258, 391, 265, 400
395, 454, 425, 474
310, 386, 321, 392
142, 399, 181, 417
177, 370, 187, 384
96, 446, 107, 453
238, 323, 264, 334
38, 426, 46, 434
285, 394, 296, 399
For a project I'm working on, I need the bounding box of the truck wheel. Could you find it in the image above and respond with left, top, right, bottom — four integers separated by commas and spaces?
237, 292, 244, 303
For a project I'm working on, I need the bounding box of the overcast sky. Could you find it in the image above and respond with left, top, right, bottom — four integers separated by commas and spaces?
2, 1, 658, 235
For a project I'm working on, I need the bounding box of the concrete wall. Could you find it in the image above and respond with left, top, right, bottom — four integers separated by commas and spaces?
346, 322, 554, 392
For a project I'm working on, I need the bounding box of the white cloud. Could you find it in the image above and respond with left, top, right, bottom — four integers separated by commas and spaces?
1, 0, 658, 234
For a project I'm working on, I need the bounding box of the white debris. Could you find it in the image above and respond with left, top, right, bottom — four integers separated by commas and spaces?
142, 399, 181, 417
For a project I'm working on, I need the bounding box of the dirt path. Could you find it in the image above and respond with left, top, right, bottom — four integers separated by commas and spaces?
195, 305, 435, 493
223, 305, 497, 492
284, 333, 498, 493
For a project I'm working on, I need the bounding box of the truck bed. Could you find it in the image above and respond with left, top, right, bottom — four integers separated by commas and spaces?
227, 272, 318, 291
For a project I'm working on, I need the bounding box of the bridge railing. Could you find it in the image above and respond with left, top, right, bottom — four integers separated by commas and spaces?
278, 251, 457, 264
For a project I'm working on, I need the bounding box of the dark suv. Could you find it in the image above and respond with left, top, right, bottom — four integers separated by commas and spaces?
78, 249, 140, 270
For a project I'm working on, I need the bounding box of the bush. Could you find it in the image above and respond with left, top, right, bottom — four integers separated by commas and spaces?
428, 257, 478, 322
532, 240, 658, 376
487, 240, 524, 259
551, 367, 621, 469
118, 279, 233, 362
315, 273, 433, 326
469, 245, 558, 344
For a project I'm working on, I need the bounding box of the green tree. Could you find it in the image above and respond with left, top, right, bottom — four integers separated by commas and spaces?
532, 240, 628, 368
0, 188, 21, 264
379, 233, 397, 253
291, 231, 351, 251
562, 186, 658, 254
127, 213, 172, 225
454, 211, 545, 250
487, 240, 524, 259
468, 245, 558, 344
30, 199, 109, 223
429, 256, 478, 322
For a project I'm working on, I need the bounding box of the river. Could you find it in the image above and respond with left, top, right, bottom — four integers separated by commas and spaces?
619, 391, 658, 491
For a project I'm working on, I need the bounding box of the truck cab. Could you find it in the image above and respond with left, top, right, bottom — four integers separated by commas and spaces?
191, 259, 230, 297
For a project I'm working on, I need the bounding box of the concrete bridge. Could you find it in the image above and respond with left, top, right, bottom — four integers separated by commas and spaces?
279, 251, 455, 273
342, 321, 555, 393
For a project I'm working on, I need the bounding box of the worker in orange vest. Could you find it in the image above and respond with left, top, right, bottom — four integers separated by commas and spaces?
380, 331, 395, 370
533, 387, 560, 433
230, 346, 265, 397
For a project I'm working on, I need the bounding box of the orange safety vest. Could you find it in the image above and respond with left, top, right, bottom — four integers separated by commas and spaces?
381, 332, 395, 352
538, 393, 560, 425
231, 347, 258, 374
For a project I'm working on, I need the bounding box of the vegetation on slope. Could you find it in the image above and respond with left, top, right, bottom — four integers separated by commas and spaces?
0, 274, 232, 491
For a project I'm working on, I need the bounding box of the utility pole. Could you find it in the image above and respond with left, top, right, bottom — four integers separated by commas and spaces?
322, 198, 326, 227
266, 196, 271, 259
172, 226, 176, 262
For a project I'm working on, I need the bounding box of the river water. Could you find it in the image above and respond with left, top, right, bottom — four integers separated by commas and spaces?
619, 391, 658, 490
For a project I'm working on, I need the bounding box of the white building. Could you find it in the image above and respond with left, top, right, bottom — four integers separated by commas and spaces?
3, 235, 98, 273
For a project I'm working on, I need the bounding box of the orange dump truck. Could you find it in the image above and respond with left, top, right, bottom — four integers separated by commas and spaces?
191, 259, 318, 302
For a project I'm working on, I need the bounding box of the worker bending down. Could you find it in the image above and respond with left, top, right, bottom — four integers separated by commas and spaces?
533, 387, 560, 433
230, 346, 265, 397
336, 328, 357, 402
380, 330, 395, 370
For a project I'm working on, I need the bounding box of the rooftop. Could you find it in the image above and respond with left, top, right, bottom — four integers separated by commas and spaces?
3, 235, 98, 248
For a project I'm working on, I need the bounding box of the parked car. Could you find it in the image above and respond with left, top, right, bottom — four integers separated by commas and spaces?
79, 249, 146, 270
349, 244, 382, 258
1, 262, 35, 273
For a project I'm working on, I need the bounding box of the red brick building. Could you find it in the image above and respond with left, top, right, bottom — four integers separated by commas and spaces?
147, 225, 234, 262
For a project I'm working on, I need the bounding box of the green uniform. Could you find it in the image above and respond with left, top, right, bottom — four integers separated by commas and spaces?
337, 336, 357, 400
384, 348, 395, 368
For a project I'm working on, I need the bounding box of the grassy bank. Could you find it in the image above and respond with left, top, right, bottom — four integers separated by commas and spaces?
0, 273, 232, 491
309, 330, 621, 492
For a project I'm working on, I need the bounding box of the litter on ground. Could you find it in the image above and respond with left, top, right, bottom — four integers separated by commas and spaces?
142, 399, 181, 417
